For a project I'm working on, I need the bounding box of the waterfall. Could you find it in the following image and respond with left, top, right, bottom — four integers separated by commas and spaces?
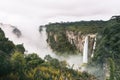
91, 37, 96, 58
83, 36, 88, 63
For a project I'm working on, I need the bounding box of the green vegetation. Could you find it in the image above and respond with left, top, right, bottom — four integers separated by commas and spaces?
93, 16, 120, 80
108, 58, 115, 80
47, 31, 77, 55
0, 28, 96, 80
46, 21, 107, 34
43, 16, 120, 79
1, 15, 120, 80
44, 20, 107, 55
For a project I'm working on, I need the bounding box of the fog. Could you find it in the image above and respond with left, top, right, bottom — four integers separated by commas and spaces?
0, 0, 120, 28
0, 23, 104, 80
0, 23, 84, 69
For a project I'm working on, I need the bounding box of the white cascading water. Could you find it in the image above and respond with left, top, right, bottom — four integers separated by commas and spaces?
91, 37, 96, 58
83, 36, 88, 63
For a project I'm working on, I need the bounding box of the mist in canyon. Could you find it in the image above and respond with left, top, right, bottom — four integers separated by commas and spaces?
0, 23, 84, 69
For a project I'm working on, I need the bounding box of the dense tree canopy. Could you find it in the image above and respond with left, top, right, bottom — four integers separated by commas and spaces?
0, 28, 96, 80
44, 20, 107, 55
93, 20, 120, 79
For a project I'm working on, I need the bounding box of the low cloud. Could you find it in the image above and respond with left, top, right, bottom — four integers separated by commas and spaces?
0, 0, 120, 27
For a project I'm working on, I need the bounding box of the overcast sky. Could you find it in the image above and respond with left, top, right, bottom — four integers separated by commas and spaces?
0, 0, 120, 27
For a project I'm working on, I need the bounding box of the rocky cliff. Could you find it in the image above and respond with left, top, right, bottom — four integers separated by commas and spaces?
47, 29, 96, 55
41, 21, 107, 55
66, 30, 96, 53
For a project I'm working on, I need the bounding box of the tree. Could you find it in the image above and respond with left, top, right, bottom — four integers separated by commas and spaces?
108, 58, 115, 80
0, 28, 5, 41
0, 50, 12, 77
25, 53, 44, 69
3, 41, 15, 54
15, 44, 25, 54
11, 52, 26, 80
111, 16, 120, 22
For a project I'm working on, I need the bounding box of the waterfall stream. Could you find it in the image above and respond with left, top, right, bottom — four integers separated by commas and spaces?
91, 37, 96, 58
83, 36, 88, 63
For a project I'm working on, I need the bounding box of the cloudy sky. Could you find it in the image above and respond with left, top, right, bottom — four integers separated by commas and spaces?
0, 0, 120, 27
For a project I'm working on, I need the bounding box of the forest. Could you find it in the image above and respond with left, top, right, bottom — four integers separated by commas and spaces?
0, 28, 96, 80
93, 16, 120, 80
0, 16, 120, 80
42, 16, 120, 80
44, 20, 107, 55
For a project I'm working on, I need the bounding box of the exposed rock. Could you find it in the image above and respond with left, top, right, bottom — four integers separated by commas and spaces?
47, 29, 96, 55
66, 30, 96, 55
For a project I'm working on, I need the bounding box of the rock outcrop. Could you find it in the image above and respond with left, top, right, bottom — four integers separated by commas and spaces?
47, 29, 96, 55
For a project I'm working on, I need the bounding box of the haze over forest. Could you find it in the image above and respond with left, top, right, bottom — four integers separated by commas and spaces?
0, 0, 120, 80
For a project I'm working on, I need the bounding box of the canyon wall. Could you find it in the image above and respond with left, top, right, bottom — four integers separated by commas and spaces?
47, 29, 96, 55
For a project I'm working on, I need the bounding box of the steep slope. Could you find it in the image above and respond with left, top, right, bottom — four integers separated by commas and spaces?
0, 28, 97, 80
44, 21, 107, 55
93, 18, 120, 80
0, 23, 85, 69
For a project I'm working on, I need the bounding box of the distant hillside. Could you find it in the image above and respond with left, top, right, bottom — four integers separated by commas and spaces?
45, 20, 107, 34
43, 20, 108, 55
40, 16, 120, 79
93, 16, 120, 80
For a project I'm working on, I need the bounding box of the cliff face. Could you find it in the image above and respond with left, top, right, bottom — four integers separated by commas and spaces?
44, 21, 106, 55
47, 30, 78, 55
66, 30, 96, 54
66, 31, 84, 53
47, 30, 96, 55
